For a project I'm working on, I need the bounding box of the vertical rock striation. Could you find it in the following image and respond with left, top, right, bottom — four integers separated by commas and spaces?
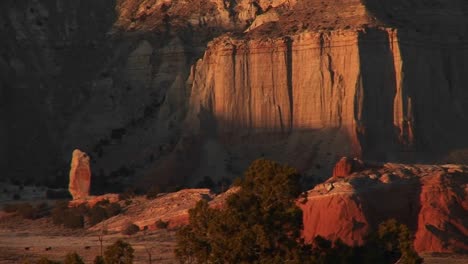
187, 25, 468, 166
69, 149, 91, 200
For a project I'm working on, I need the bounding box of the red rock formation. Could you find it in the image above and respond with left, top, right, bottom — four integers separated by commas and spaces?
332, 157, 364, 178
299, 160, 468, 253
89, 189, 215, 232
68, 149, 91, 200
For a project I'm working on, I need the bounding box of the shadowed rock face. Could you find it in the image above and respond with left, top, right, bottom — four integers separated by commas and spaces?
299, 159, 468, 253
2, 0, 468, 189
69, 149, 91, 200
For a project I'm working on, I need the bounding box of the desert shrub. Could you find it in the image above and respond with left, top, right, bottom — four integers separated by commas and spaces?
104, 240, 134, 264
216, 177, 232, 193
63, 212, 84, 229
17, 203, 39, 220
51, 201, 69, 225
146, 185, 161, 199
93, 256, 105, 264
363, 219, 423, 264
89, 206, 108, 226
37, 202, 49, 211
308, 220, 423, 264
122, 223, 139, 235
36, 257, 61, 264
74, 203, 90, 216
2, 203, 19, 213
309, 236, 362, 263
64, 252, 85, 264
155, 219, 169, 229
175, 159, 309, 263
51, 201, 84, 229
105, 202, 122, 217
119, 188, 136, 200
2, 203, 41, 219
88, 202, 121, 226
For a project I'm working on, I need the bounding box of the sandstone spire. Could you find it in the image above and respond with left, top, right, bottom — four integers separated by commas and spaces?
69, 149, 91, 200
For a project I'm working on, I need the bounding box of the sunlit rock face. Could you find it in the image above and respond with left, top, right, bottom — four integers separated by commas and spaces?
69, 149, 91, 200
188, 26, 468, 162
299, 159, 468, 253
2, 0, 468, 189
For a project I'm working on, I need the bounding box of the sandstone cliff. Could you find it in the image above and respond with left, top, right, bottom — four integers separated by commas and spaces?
299, 159, 468, 253
2, 0, 468, 189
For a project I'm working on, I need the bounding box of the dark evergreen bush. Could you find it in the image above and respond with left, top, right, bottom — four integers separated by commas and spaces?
104, 240, 134, 264
122, 223, 139, 235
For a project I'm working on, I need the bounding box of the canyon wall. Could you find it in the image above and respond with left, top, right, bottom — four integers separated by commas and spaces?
188, 26, 468, 174
2, 0, 468, 189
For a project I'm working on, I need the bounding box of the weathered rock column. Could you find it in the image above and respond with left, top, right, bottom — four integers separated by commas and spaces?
68, 149, 91, 200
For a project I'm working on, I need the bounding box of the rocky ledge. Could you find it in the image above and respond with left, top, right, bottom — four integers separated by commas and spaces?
300, 158, 468, 253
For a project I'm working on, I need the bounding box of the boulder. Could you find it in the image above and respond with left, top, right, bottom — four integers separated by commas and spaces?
68, 149, 91, 200
332, 157, 364, 178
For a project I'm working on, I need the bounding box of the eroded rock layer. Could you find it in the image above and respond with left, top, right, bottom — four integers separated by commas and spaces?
299, 160, 468, 253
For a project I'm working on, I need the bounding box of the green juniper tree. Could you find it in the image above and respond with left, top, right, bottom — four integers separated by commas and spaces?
175, 159, 310, 263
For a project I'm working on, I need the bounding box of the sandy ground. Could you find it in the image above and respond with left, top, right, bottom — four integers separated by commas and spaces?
0, 215, 177, 264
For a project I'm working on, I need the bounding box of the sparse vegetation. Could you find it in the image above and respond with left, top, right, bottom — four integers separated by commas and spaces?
2, 203, 19, 213
367, 219, 423, 264
89, 206, 108, 226
146, 186, 161, 200
62, 212, 85, 229
89, 201, 122, 226
35, 257, 61, 264
175, 159, 309, 263
119, 188, 136, 201
16, 203, 40, 220
122, 223, 139, 235
155, 219, 169, 229
63, 252, 85, 264
49, 199, 121, 228
104, 240, 134, 264
93, 256, 105, 264
2, 202, 45, 219
51, 201, 84, 229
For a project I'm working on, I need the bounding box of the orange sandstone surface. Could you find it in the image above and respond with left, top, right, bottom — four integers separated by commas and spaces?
299, 158, 468, 253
